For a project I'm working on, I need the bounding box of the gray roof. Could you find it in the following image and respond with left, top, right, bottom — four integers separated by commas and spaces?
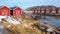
10, 6, 17, 10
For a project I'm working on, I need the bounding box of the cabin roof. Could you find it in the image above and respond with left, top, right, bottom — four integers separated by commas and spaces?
10, 6, 17, 10
0, 6, 10, 9
10, 6, 21, 10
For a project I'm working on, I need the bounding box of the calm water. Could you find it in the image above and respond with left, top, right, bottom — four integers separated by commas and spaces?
38, 16, 60, 28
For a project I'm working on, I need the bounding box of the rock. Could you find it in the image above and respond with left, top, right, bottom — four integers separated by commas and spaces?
34, 21, 60, 34
0, 16, 21, 25
6, 16, 20, 25
7, 25, 11, 28
0, 29, 10, 34
0, 16, 7, 22
0, 25, 4, 29
47, 28, 53, 32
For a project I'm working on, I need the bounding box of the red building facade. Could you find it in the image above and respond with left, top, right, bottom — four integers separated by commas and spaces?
51, 7, 57, 14
13, 7, 22, 17
0, 6, 10, 16
26, 6, 58, 14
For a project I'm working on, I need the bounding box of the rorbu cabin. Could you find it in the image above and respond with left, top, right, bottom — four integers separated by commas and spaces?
58, 7, 60, 14
29, 8, 36, 14
36, 7, 41, 13
50, 6, 57, 14
0, 6, 10, 16
33, 6, 41, 14
25, 6, 41, 15
34, 8, 38, 13
13, 7, 22, 17
45, 7, 51, 14
40, 6, 46, 14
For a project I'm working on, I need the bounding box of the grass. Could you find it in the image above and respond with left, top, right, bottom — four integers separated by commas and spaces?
0, 16, 47, 34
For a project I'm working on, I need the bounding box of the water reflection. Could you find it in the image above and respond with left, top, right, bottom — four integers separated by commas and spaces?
38, 16, 60, 28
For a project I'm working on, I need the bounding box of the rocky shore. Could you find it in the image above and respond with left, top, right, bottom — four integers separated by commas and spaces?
0, 16, 60, 34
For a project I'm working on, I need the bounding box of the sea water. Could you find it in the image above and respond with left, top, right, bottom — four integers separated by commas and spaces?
38, 16, 60, 28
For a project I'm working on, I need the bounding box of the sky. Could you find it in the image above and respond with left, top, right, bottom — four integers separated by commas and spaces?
0, 0, 60, 9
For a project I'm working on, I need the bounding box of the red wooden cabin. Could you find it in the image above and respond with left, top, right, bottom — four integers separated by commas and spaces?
36, 10, 40, 13
34, 9, 38, 13
32, 8, 41, 14
40, 6, 46, 14
0, 6, 10, 16
13, 7, 22, 17
36, 8, 41, 13
31, 8, 37, 13
58, 7, 60, 14
31, 8, 36, 14
46, 7, 51, 14
51, 7, 57, 14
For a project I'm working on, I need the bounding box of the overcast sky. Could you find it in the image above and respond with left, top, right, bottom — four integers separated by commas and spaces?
0, 0, 60, 9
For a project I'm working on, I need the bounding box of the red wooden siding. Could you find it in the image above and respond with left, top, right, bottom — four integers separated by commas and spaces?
13, 7, 22, 17
33, 9, 41, 14
0, 6, 10, 16
33, 10, 35, 13
46, 9, 50, 14
51, 7, 57, 14
51, 10, 56, 14
34, 10, 38, 13
40, 7, 46, 14
36, 10, 40, 13
41, 10, 45, 13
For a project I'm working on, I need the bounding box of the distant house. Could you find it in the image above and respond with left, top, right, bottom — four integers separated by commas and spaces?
40, 6, 46, 14
45, 7, 51, 14
13, 7, 22, 17
0, 6, 10, 16
58, 7, 60, 14
36, 6, 41, 13
51, 7, 57, 14
45, 6, 57, 14
47, 6, 57, 14
32, 6, 41, 13
33, 8, 37, 13
26, 6, 41, 14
